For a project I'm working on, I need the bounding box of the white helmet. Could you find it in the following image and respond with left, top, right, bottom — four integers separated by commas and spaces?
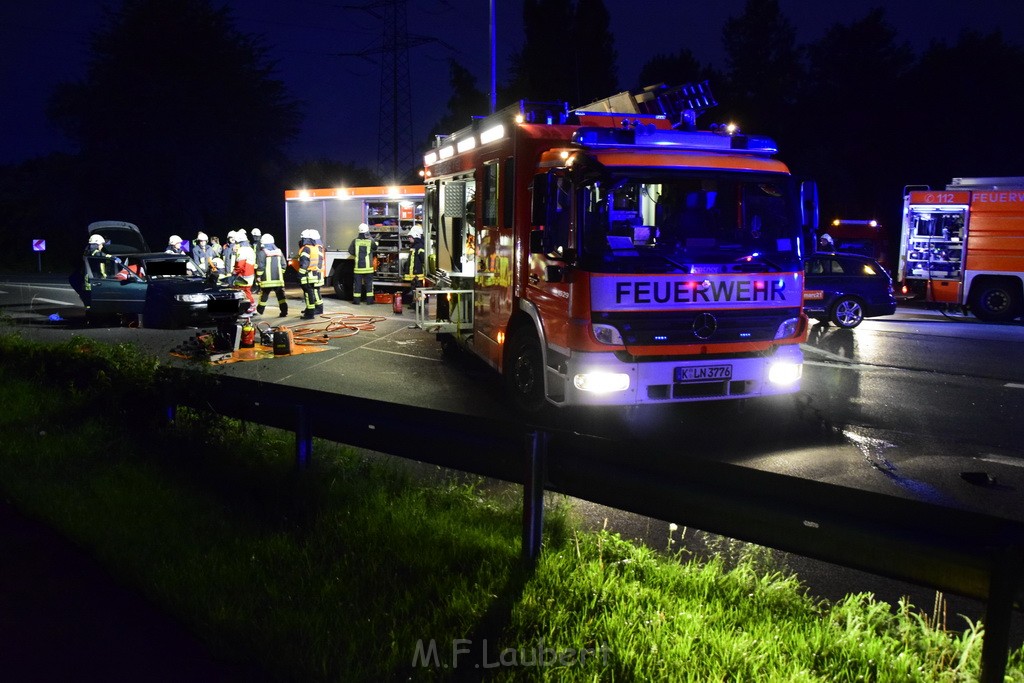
235, 229, 248, 242
251, 228, 262, 237
260, 233, 274, 245
299, 229, 312, 239
211, 257, 225, 270
310, 229, 321, 240
196, 231, 208, 241
409, 224, 423, 239
168, 234, 182, 245
88, 234, 105, 246
358, 223, 370, 234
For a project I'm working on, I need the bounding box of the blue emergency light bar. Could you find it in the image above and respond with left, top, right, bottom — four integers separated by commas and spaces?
570, 125, 778, 155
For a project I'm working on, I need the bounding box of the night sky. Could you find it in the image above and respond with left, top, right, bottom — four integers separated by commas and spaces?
2, 0, 1022, 169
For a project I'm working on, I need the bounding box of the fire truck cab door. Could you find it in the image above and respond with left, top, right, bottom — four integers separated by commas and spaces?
528, 173, 572, 338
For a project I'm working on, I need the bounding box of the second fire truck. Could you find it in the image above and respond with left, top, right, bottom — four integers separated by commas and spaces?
417, 83, 817, 411
898, 177, 1024, 322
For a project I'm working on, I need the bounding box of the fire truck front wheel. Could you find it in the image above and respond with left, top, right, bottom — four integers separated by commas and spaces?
970, 279, 1021, 323
506, 328, 546, 413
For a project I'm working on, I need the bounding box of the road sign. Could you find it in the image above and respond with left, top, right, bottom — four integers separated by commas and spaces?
32, 239, 46, 252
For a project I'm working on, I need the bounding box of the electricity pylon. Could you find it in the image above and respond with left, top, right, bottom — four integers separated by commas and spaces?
342, 0, 436, 182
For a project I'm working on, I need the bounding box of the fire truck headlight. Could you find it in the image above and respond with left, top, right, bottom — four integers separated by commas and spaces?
573, 372, 630, 393
774, 317, 800, 339
767, 361, 802, 386
592, 324, 623, 345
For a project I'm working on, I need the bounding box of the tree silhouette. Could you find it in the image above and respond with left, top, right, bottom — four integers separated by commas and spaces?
796, 8, 914, 220
569, 0, 617, 105
719, 0, 803, 144
901, 30, 1024, 187
509, 0, 617, 107
509, 0, 574, 102
428, 59, 489, 143
285, 159, 379, 192
637, 49, 719, 94
48, 0, 301, 243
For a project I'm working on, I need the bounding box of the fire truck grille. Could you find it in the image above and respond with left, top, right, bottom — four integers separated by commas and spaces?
593, 308, 800, 346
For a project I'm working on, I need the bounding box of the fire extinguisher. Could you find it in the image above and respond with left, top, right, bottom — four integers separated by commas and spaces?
393, 289, 403, 314
240, 317, 255, 348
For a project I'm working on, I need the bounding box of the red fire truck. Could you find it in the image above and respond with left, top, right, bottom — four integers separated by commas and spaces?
898, 177, 1024, 322
417, 83, 817, 411
821, 218, 891, 271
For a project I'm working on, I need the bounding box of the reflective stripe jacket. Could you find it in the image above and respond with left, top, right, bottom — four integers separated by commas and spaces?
348, 237, 376, 274
234, 243, 256, 285
298, 243, 322, 283
256, 245, 285, 287
404, 237, 425, 281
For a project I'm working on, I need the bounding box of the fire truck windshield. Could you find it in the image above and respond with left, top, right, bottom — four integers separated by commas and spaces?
576, 172, 803, 274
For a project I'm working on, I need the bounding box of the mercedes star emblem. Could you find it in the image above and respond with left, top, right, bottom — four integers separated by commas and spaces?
692, 312, 718, 340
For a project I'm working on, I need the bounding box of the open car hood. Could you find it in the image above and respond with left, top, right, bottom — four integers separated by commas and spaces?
88, 220, 150, 255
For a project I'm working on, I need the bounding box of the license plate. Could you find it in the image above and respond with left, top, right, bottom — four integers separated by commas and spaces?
675, 365, 732, 382
803, 290, 824, 301
207, 298, 238, 313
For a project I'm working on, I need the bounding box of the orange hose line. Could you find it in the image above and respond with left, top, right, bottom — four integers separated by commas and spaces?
277, 312, 387, 345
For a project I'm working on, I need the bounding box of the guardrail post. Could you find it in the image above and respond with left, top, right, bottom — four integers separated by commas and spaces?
980, 547, 1023, 683
295, 405, 312, 470
521, 430, 547, 563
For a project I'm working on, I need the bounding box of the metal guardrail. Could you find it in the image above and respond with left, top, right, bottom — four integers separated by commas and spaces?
161, 368, 1024, 682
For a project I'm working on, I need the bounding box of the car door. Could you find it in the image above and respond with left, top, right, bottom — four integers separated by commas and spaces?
86, 255, 147, 315
802, 257, 828, 314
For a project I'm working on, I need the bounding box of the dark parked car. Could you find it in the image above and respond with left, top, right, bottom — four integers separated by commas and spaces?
72, 222, 249, 328
803, 253, 897, 329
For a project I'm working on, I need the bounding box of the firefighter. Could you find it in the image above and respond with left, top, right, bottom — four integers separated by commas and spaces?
210, 234, 223, 258
311, 229, 325, 314
348, 222, 376, 304
250, 228, 263, 298
297, 230, 322, 319
403, 224, 425, 290
192, 232, 215, 276
166, 234, 188, 255
79, 233, 119, 308
233, 229, 257, 314
220, 231, 239, 283
255, 233, 288, 317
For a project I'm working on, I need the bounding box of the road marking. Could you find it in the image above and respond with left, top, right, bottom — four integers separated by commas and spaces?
975, 454, 1024, 468
364, 346, 442, 361
1005, 383, 1024, 390
4, 283, 76, 291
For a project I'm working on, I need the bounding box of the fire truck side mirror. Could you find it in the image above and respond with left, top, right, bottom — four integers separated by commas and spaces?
531, 174, 549, 226
800, 179, 820, 231
530, 228, 545, 254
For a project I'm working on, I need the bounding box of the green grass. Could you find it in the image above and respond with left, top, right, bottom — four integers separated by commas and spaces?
0, 331, 1021, 681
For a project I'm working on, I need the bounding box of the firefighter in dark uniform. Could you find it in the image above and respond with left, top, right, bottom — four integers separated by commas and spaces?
79, 233, 119, 309
403, 224, 425, 289
348, 222, 377, 304
297, 230, 322, 319
255, 233, 288, 317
